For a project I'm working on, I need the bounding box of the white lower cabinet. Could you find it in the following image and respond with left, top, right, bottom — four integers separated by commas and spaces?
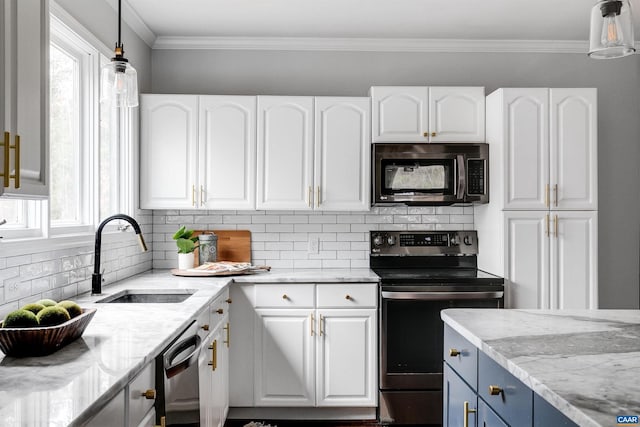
232, 282, 378, 412
504, 211, 598, 309
199, 290, 230, 427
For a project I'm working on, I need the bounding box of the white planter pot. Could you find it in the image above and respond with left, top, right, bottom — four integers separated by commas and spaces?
178, 252, 195, 270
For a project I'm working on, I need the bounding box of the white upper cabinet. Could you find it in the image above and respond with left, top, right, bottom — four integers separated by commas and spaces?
1, 0, 49, 197
199, 96, 256, 210
257, 96, 314, 210
314, 97, 370, 211
140, 95, 198, 209
140, 95, 257, 210
428, 87, 485, 142
550, 89, 598, 210
371, 86, 485, 143
488, 88, 597, 211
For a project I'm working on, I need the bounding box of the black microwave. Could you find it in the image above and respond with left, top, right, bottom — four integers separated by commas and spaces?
373, 143, 489, 206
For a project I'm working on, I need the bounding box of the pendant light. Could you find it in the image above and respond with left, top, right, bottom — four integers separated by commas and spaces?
100, 0, 139, 107
588, 0, 636, 59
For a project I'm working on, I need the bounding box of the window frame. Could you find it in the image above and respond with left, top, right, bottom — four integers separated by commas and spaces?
0, 5, 139, 254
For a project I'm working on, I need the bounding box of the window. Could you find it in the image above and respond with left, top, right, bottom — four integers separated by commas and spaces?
0, 12, 135, 243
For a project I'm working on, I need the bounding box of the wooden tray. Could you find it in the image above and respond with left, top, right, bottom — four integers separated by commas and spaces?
192, 230, 251, 268
0, 308, 96, 357
171, 265, 270, 277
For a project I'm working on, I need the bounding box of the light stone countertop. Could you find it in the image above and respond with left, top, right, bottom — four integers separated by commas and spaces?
0, 268, 379, 426
441, 308, 640, 427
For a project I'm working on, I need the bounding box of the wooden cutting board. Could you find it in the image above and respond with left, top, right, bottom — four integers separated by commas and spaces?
193, 230, 251, 266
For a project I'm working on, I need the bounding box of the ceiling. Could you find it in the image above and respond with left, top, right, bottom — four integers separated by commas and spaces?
120, 0, 640, 50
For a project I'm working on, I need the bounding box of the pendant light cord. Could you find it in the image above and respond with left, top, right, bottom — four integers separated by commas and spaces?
117, 0, 122, 49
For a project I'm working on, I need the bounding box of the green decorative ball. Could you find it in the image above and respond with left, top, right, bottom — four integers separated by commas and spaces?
3, 309, 39, 328
37, 306, 71, 326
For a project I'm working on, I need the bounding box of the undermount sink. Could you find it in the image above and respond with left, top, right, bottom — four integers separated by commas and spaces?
96, 289, 196, 304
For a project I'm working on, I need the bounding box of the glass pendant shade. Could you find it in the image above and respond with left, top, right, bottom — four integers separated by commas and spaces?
100, 59, 139, 108
588, 0, 636, 58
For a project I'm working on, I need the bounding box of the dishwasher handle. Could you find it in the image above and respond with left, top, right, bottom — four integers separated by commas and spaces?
164, 334, 202, 379
382, 290, 504, 301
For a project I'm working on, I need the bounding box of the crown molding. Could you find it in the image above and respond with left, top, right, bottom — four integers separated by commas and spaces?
151, 36, 596, 53
103, 0, 157, 47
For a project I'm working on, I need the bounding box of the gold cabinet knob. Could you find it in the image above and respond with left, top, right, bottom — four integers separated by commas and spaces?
200, 324, 209, 331
345, 294, 352, 300
225, 298, 232, 304
423, 132, 429, 137
282, 294, 289, 300
431, 132, 436, 137
449, 348, 461, 357
141, 389, 156, 399
216, 308, 224, 314
489, 385, 503, 395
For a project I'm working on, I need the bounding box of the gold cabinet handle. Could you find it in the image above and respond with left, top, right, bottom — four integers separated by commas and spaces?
463, 401, 476, 427
489, 385, 503, 395
545, 184, 550, 208
553, 184, 558, 207
225, 298, 232, 304
319, 314, 324, 336
431, 132, 436, 137
201, 324, 209, 331
282, 294, 289, 300
310, 313, 315, 336
156, 416, 166, 427
316, 186, 320, 208
307, 186, 312, 207
216, 308, 224, 314
423, 132, 429, 138
449, 348, 461, 357
200, 185, 205, 207
11, 134, 19, 188
545, 214, 550, 238
223, 322, 230, 348
1, 132, 9, 187
208, 340, 217, 370
345, 294, 352, 301
141, 389, 156, 400
191, 184, 196, 206
554, 214, 558, 238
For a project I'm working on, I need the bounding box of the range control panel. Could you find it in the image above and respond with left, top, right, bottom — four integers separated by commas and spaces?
370, 231, 478, 256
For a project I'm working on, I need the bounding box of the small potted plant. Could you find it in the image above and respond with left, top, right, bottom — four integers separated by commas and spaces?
173, 226, 198, 270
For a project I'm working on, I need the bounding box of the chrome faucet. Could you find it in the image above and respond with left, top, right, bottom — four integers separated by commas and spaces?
92, 214, 148, 295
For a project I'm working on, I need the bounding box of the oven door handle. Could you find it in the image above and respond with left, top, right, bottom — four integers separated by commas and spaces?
382, 290, 504, 300
164, 334, 202, 379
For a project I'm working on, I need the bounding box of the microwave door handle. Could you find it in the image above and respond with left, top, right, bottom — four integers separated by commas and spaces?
456, 154, 466, 200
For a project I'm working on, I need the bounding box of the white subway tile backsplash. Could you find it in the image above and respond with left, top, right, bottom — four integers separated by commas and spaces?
309, 215, 337, 224
322, 224, 350, 233
294, 224, 322, 233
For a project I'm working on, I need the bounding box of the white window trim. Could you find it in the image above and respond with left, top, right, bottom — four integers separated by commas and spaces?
0, 2, 141, 254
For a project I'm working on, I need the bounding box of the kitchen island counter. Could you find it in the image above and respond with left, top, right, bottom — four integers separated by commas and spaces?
442, 308, 640, 427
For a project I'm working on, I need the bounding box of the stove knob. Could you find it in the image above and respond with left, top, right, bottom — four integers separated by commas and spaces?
450, 235, 460, 246
387, 235, 396, 246
373, 234, 384, 247
463, 235, 473, 245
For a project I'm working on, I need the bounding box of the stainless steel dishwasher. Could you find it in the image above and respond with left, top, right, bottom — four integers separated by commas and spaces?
156, 320, 203, 426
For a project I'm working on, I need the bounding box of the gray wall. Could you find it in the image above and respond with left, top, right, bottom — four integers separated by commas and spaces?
55, 0, 152, 92
151, 49, 640, 309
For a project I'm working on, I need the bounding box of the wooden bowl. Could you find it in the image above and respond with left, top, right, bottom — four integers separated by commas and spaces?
0, 308, 96, 357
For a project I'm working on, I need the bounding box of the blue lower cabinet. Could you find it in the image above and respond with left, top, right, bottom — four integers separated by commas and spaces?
478, 399, 508, 427
444, 363, 477, 427
533, 393, 579, 427
478, 352, 533, 426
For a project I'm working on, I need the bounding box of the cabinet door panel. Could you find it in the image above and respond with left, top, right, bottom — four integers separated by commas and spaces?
505, 211, 549, 309
257, 96, 313, 210
371, 87, 428, 142
429, 87, 485, 142
140, 95, 198, 209
316, 309, 377, 407
550, 89, 597, 210
254, 309, 314, 406
502, 89, 549, 210
533, 393, 579, 427
314, 97, 370, 211
443, 363, 477, 427
478, 399, 508, 427
199, 96, 256, 210
550, 211, 598, 309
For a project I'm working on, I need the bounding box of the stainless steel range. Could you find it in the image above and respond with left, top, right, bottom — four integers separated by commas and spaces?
370, 230, 504, 426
